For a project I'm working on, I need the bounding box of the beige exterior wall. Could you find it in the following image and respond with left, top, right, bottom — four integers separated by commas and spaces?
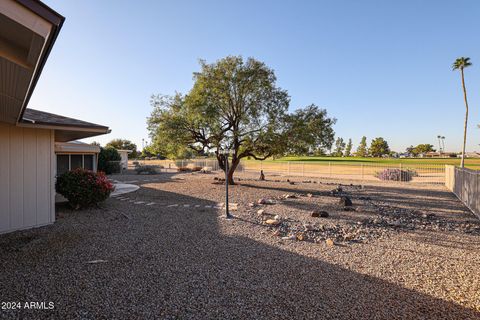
0, 123, 55, 234
445, 165, 455, 191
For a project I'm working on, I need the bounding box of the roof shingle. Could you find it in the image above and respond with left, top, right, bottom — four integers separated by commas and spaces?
21, 108, 108, 130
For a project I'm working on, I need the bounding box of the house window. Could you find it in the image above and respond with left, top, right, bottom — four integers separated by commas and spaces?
57, 155, 70, 176
71, 155, 83, 170
56, 154, 96, 176
84, 155, 94, 170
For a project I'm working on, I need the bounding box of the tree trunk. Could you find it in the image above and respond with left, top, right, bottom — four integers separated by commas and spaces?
460, 68, 469, 168
227, 158, 239, 185
216, 153, 225, 171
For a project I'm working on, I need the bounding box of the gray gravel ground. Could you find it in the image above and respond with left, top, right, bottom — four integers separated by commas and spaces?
1, 171, 479, 319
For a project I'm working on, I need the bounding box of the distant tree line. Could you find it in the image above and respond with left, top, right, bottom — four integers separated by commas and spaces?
330, 136, 391, 158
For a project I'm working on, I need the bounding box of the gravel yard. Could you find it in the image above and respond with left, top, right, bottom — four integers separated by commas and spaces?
1, 172, 479, 319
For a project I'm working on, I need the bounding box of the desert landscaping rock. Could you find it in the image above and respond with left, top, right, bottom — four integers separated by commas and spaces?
311, 210, 329, 218
265, 219, 281, 225
1, 171, 479, 319
338, 196, 353, 206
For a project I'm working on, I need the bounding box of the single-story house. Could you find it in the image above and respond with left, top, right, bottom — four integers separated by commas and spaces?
0, 0, 109, 234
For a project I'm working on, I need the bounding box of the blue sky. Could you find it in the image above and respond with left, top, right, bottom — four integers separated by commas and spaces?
32, 0, 480, 152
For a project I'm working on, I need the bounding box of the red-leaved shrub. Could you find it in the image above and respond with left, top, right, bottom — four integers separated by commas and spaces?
56, 168, 115, 209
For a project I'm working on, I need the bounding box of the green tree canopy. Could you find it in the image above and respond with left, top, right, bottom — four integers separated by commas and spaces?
407, 144, 435, 157
332, 137, 345, 157
369, 137, 390, 157
105, 139, 138, 159
356, 136, 368, 157
98, 147, 121, 174
344, 138, 352, 157
147, 56, 335, 183
283, 104, 335, 155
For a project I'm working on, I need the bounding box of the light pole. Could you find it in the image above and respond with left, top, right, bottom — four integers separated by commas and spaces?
219, 149, 233, 219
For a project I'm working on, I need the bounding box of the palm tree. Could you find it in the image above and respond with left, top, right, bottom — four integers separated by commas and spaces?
437, 135, 442, 153
452, 57, 472, 168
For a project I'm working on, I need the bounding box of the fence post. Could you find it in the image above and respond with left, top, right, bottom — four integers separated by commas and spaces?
399, 163, 403, 181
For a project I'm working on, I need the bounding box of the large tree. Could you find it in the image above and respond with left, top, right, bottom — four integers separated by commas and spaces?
106, 139, 138, 159
452, 57, 472, 168
369, 137, 390, 157
147, 56, 335, 184
283, 104, 335, 155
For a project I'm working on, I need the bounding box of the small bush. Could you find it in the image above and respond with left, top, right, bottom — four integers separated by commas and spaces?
56, 168, 114, 209
191, 166, 202, 172
375, 168, 417, 182
98, 147, 121, 174
177, 167, 191, 172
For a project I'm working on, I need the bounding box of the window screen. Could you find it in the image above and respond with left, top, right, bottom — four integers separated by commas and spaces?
84, 155, 94, 170
57, 155, 70, 176
71, 155, 83, 170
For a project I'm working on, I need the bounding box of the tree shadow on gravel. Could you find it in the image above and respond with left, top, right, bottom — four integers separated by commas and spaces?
238, 182, 334, 197
0, 187, 479, 320
363, 185, 473, 214
240, 182, 479, 229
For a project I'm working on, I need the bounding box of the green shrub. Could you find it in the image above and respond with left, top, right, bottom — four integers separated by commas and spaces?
56, 168, 114, 209
98, 147, 121, 174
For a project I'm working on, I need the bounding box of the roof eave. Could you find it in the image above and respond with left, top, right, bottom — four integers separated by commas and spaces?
17, 121, 110, 133
14, 0, 65, 124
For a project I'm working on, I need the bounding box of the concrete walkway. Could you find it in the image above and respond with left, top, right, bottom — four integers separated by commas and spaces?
111, 183, 139, 196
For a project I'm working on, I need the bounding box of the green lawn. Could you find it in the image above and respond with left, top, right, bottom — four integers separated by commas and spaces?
244, 156, 480, 168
